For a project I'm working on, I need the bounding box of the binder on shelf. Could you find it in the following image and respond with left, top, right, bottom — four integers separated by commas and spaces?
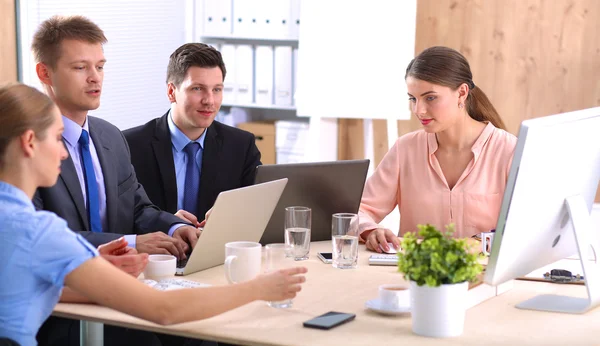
203, 0, 232, 36
293, 47, 298, 106
233, 0, 259, 38
262, 0, 292, 39
220, 44, 237, 103
290, 0, 301, 39
255, 45, 274, 106
235, 44, 254, 104
274, 46, 293, 106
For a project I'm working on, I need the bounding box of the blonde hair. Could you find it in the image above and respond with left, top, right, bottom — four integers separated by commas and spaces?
0, 83, 56, 168
32, 15, 107, 68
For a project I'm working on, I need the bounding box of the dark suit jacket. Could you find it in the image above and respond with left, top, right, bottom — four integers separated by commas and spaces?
33, 116, 187, 247
123, 112, 261, 220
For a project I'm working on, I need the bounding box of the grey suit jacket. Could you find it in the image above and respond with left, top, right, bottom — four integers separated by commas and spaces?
33, 116, 187, 247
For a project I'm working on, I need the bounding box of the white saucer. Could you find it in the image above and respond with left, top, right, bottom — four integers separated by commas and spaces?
365, 298, 411, 316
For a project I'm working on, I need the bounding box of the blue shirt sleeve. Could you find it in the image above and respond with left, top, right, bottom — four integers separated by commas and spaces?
31, 212, 99, 287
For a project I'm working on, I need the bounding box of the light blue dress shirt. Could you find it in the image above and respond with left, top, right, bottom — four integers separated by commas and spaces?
167, 111, 206, 230
63, 116, 139, 246
0, 181, 98, 346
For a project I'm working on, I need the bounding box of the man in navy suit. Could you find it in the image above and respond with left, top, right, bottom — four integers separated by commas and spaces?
31, 15, 202, 346
124, 43, 261, 227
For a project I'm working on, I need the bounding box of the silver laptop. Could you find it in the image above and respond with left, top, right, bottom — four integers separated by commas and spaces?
255, 160, 369, 245
176, 178, 288, 276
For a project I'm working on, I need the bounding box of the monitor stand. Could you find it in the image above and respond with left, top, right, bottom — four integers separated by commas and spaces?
516, 195, 600, 314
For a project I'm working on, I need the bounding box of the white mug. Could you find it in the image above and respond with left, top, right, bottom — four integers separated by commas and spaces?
379, 284, 410, 309
143, 254, 176, 281
224, 241, 262, 284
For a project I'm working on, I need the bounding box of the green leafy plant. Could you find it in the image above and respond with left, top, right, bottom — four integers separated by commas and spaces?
398, 224, 483, 287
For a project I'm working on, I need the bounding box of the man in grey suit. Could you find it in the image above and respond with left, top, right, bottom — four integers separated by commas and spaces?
31, 15, 203, 346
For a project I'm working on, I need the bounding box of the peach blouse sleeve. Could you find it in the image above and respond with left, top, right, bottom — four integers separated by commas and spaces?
358, 139, 402, 238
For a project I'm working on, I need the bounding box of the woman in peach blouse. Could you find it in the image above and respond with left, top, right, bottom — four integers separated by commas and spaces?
359, 46, 517, 253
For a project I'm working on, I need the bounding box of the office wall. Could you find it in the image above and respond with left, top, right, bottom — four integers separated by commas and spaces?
0, 0, 17, 83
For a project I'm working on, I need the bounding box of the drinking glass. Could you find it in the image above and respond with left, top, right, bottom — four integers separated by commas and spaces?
284, 206, 311, 260
332, 213, 359, 269
265, 243, 294, 308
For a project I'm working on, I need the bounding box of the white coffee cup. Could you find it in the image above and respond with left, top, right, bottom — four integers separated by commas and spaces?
224, 241, 262, 284
143, 254, 176, 281
379, 284, 410, 309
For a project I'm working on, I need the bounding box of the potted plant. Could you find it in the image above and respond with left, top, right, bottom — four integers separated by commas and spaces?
398, 224, 483, 338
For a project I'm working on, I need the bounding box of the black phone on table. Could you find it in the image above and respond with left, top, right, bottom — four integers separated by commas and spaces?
303, 311, 356, 330
317, 252, 333, 264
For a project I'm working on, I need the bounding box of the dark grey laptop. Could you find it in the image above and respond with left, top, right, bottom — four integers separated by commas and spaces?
255, 159, 370, 245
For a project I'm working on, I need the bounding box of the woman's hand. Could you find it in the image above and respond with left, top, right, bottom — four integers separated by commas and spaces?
364, 228, 401, 253
253, 267, 308, 302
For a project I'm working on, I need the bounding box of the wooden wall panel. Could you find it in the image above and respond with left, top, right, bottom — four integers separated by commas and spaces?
409, 0, 600, 202
372, 119, 388, 167
337, 119, 364, 160
0, 0, 17, 83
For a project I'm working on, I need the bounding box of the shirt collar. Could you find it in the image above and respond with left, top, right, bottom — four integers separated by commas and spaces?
62, 115, 89, 146
427, 122, 496, 157
0, 181, 34, 210
167, 110, 207, 152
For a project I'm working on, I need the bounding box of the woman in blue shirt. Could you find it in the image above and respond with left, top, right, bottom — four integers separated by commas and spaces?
0, 84, 308, 346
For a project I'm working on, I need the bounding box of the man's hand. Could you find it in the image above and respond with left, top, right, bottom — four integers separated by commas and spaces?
136, 231, 188, 259
198, 207, 212, 228
175, 209, 201, 228
364, 228, 401, 253
173, 225, 202, 251
97, 237, 148, 277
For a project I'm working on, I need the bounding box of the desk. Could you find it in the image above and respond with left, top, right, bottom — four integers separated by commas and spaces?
54, 241, 600, 345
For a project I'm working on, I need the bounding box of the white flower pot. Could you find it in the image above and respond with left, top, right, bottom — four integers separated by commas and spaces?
409, 280, 469, 338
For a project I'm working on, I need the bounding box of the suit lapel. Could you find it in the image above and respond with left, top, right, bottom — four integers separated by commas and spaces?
153, 114, 178, 212
199, 125, 220, 215
89, 117, 117, 233
59, 147, 89, 231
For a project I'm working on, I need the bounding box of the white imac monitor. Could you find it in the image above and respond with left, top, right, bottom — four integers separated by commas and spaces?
484, 107, 600, 314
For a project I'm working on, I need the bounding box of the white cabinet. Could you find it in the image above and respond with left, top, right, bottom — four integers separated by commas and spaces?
195, 0, 309, 163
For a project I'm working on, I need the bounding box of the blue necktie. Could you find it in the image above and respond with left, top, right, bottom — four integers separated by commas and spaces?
79, 130, 102, 233
183, 142, 202, 216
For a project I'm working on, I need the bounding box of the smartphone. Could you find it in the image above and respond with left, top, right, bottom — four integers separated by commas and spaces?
303, 311, 356, 330
317, 252, 333, 264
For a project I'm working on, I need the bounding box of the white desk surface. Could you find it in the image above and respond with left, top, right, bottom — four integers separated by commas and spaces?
54, 241, 600, 345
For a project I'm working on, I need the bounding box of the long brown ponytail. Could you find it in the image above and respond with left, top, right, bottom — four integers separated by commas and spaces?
405, 46, 506, 130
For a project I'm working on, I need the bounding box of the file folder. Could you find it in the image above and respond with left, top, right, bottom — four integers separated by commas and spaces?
220, 44, 237, 103
235, 44, 254, 104
274, 46, 293, 106
255, 45, 274, 105
293, 47, 298, 105
290, 0, 301, 39
203, 0, 232, 36
233, 0, 259, 37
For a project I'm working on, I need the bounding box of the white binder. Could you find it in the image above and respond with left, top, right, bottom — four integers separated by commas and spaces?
203, 0, 232, 36
235, 44, 254, 104
261, 0, 292, 39
274, 46, 293, 106
293, 47, 299, 105
233, 0, 251, 37
290, 0, 301, 39
220, 44, 237, 103
255, 45, 274, 105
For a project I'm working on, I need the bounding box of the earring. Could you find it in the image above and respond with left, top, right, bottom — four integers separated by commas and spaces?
459, 103, 463, 109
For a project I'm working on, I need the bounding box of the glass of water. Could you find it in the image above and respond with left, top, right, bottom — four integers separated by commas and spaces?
332, 213, 359, 269
265, 243, 294, 308
284, 206, 311, 261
